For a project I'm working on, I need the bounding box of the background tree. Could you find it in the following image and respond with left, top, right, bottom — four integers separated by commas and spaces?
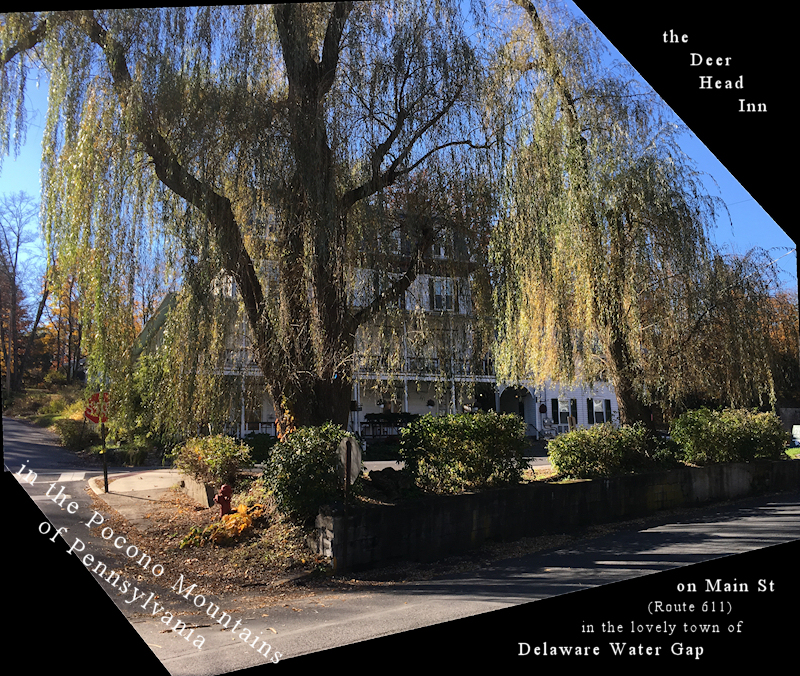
44, 266, 82, 382
635, 247, 795, 417
0, 241, 30, 399
484, 0, 780, 426
1, 3, 490, 432
0, 190, 48, 399
764, 286, 800, 405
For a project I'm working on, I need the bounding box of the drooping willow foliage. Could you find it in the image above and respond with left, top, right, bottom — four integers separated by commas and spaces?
2, 2, 788, 436
482, 0, 783, 423
1, 3, 494, 432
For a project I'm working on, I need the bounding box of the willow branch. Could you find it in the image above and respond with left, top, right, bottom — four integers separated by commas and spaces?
319, 1, 353, 95
1, 19, 48, 67
340, 85, 471, 212
72, 11, 275, 363
349, 217, 436, 332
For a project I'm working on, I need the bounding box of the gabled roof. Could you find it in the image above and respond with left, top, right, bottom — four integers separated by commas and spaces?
131, 292, 177, 360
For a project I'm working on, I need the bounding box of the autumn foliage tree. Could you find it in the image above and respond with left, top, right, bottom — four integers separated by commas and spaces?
45, 270, 82, 382
0, 190, 49, 400
637, 247, 796, 417
765, 288, 800, 403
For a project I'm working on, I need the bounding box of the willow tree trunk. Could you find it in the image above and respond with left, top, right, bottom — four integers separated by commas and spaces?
606, 327, 654, 428
268, 376, 354, 432
266, 3, 356, 430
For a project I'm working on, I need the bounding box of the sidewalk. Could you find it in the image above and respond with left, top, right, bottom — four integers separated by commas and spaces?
88, 468, 188, 528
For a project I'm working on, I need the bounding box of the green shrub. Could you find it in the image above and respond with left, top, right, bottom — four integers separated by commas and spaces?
262, 422, 354, 522
43, 370, 67, 388
398, 411, 526, 494
670, 408, 789, 465
53, 418, 101, 451
649, 439, 686, 469
547, 422, 665, 479
108, 437, 153, 466
241, 433, 278, 464
168, 434, 253, 486
39, 394, 68, 416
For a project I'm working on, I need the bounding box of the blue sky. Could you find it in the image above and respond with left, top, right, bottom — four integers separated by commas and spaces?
1, 4, 796, 291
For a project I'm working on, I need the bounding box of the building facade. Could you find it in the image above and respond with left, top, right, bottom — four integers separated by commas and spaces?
142, 210, 620, 441
217, 264, 619, 441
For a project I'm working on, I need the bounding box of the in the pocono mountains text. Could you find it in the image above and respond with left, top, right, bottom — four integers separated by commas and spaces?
17, 463, 282, 663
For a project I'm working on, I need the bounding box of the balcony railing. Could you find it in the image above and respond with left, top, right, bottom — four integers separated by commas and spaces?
356, 356, 495, 378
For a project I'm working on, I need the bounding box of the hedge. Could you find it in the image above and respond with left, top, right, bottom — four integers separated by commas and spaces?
669, 407, 789, 465
168, 434, 253, 486
261, 422, 356, 522
547, 422, 674, 479
399, 411, 526, 494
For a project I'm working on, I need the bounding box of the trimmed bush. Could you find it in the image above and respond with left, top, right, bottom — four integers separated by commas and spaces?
44, 370, 67, 389
262, 422, 355, 522
669, 407, 789, 465
548, 422, 664, 479
398, 411, 526, 494
168, 434, 253, 487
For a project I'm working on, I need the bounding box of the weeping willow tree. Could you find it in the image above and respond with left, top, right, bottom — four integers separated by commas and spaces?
1, 3, 492, 433
486, 0, 779, 425
666, 247, 786, 414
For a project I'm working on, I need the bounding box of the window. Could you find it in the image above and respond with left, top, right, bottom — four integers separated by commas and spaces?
558, 399, 569, 425
587, 398, 612, 424
351, 271, 405, 310
552, 398, 577, 426
431, 278, 455, 311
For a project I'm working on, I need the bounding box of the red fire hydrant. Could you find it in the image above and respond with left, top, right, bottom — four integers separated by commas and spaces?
213, 484, 233, 517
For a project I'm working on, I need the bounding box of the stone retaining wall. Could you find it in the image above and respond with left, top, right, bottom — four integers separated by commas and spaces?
310, 460, 799, 572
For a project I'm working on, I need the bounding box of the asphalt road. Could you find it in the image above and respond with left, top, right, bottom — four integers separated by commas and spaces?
5, 416, 799, 674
